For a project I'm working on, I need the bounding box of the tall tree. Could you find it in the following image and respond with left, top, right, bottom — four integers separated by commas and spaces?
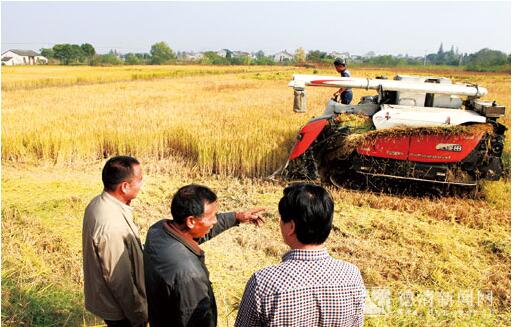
437, 42, 444, 55
71, 44, 86, 63
81, 43, 96, 64
255, 50, 265, 59
306, 50, 327, 62
465, 48, 510, 67
40, 48, 54, 59
53, 44, 73, 64
200, 51, 229, 65
52, 43, 86, 64
125, 53, 141, 65
150, 42, 176, 64
294, 47, 306, 63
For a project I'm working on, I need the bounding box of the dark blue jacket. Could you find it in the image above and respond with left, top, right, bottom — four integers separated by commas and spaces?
340, 69, 352, 92
144, 213, 237, 327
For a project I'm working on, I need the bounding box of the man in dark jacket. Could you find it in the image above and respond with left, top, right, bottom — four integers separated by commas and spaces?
144, 184, 265, 327
333, 57, 353, 104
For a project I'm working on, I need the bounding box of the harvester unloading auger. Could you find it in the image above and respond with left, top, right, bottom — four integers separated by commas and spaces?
278, 74, 507, 190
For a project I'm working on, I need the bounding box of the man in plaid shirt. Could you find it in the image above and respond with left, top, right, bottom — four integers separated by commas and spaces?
235, 183, 366, 327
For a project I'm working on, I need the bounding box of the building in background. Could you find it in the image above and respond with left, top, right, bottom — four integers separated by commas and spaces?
216, 49, 232, 58
330, 51, 351, 59
272, 50, 293, 62
1, 49, 48, 65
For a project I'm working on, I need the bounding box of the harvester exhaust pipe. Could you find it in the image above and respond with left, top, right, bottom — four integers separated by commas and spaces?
293, 87, 307, 113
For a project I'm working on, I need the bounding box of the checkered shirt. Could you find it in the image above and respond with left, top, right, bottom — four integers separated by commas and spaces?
235, 249, 365, 327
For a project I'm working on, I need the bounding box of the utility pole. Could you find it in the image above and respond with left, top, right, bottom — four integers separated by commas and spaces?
424, 50, 427, 66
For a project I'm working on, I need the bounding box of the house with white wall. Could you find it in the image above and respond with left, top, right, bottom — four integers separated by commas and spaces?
232, 51, 251, 58
181, 51, 204, 61
216, 49, 232, 58
330, 51, 351, 59
1, 49, 48, 65
272, 50, 293, 62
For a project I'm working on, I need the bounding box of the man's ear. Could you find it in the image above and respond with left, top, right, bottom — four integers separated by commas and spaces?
185, 216, 196, 229
119, 181, 130, 194
285, 220, 296, 237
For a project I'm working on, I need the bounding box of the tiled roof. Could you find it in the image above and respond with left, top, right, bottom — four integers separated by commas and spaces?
9, 49, 40, 56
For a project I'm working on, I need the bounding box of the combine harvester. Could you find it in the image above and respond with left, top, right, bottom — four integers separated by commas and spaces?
281, 74, 507, 192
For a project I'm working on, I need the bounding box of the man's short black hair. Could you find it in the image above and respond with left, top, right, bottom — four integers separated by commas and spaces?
171, 184, 217, 224
278, 183, 334, 245
334, 57, 346, 66
102, 156, 140, 192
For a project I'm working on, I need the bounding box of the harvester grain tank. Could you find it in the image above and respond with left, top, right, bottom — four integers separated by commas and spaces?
282, 74, 507, 188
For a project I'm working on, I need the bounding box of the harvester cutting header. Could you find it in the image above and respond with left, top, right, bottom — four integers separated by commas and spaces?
281, 73, 507, 190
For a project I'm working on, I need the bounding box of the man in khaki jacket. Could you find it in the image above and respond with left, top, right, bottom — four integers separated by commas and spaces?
82, 156, 147, 327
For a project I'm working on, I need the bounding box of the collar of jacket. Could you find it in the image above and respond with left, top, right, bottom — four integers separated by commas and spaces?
101, 191, 143, 249
163, 220, 204, 256
102, 191, 133, 213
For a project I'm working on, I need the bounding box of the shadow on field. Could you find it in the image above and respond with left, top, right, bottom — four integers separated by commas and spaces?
329, 174, 485, 199
275, 157, 486, 199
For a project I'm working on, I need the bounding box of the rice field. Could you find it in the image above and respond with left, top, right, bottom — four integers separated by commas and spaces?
1, 65, 510, 326
2, 65, 510, 177
1, 65, 297, 91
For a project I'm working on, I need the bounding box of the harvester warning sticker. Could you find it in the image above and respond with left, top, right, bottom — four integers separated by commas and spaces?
436, 143, 463, 152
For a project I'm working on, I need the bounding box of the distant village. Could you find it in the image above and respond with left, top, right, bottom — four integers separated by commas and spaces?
176, 49, 384, 63
1, 47, 385, 66
1, 43, 509, 72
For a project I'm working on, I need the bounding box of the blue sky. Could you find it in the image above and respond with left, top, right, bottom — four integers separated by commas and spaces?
1, 1, 511, 56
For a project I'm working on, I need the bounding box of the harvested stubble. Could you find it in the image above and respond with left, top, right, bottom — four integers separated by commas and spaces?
2, 161, 510, 326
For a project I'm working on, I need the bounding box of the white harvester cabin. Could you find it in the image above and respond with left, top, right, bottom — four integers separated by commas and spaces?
1, 49, 48, 66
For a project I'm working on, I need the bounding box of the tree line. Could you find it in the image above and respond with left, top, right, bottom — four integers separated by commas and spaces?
40, 41, 510, 72
423, 43, 510, 72
40, 41, 277, 66
291, 44, 510, 72
41, 42, 178, 66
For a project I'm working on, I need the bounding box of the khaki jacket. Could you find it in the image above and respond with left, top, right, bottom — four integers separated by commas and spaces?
82, 191, 147, 325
